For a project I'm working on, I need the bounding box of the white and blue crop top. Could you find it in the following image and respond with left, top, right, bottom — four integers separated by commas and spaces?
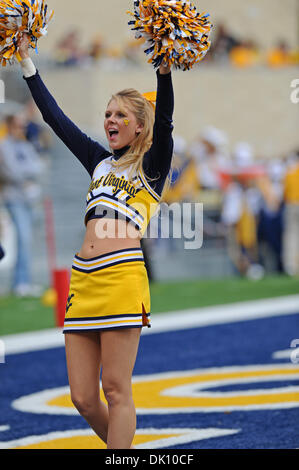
22, 59, 174, 235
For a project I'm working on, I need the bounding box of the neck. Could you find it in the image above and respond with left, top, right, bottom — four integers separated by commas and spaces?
113, 145, 130, 160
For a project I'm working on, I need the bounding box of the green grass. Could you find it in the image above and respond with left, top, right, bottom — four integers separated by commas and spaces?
1, 275, 298, 336
0, 296, 54, 336
150, 275, 299, 313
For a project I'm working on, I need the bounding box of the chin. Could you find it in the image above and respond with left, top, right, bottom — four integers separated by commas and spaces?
110, 143, 122, 151
111, 141, 132, 151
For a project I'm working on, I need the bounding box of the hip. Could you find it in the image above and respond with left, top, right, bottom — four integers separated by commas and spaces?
63, 247, 151, 332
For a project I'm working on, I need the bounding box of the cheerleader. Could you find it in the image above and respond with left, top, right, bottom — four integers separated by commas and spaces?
17, 32, 173, 448
11, 0, 212, 449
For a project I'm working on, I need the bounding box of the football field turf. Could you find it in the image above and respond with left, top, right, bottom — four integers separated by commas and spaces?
1, 276, 299, 450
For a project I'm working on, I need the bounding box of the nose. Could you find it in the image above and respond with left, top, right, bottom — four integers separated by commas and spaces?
107, 114, 116, 125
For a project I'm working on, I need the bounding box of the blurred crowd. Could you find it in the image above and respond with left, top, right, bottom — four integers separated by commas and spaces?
207, 23, 299, 68
162, 128, 299, 280
0, 101, 52, 297
51, 26, 299, 69
0, 108, 298, 298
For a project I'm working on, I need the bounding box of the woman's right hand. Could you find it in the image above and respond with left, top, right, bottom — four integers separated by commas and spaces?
18, 33, 30, 60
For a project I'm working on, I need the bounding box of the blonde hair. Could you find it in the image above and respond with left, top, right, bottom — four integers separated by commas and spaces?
109, 88, 172, 198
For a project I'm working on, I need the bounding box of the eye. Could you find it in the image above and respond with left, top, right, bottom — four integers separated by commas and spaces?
117, 112, 126, 118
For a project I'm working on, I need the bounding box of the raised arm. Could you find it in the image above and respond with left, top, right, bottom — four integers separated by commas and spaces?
143, 64, 174, 195
18, 34, 110, 177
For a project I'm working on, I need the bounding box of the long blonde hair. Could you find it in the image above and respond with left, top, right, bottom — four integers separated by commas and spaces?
109, 88, 171, 198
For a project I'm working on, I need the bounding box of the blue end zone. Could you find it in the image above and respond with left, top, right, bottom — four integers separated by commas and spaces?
1, 312, 299, 448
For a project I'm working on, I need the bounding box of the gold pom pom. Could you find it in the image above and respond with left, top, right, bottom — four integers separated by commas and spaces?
0, 0, 54, 66
128, 0, 212, 71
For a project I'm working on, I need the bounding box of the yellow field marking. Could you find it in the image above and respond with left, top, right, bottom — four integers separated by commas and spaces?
15, 433, 177, 450
48, 367, 299, 410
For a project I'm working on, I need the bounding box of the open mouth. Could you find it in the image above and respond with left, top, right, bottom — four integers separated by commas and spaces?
108, 129, 119, 138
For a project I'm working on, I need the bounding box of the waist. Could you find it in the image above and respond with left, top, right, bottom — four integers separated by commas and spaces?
79, 218, 141, 259
73, 247, 144, 273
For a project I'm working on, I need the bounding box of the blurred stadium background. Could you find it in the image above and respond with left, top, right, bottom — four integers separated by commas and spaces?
0, 0, 299, 450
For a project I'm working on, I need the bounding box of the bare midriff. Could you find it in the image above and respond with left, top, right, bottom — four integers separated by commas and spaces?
78, 218, 142, 259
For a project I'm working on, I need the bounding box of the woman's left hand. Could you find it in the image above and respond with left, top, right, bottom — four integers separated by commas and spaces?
159, 63, 171, 74
18, 33, 31, 60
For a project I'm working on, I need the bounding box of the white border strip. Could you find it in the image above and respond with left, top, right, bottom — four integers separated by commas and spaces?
0, 426, 10, 433
11, 363, 299, 416
2, 295, 299, 356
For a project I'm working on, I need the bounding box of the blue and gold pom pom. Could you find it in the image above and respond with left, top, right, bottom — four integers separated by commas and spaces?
0, 0, 54, 66
128, 0, 212, 71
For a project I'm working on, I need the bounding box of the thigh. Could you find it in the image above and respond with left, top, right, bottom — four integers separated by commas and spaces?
100, 328, 141, 389
65, 332, 102, 399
